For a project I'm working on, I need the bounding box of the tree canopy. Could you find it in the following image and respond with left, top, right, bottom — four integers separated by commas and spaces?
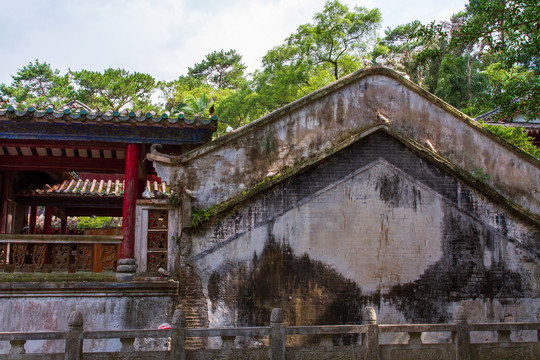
0, 60, 73, 108
188, 49, 246, 89
408, 0, 540, 119
251, 0, 381, 116
71, 68, 156, 112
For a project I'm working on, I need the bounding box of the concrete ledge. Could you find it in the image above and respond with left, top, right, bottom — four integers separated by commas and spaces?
0, 280, 178, 298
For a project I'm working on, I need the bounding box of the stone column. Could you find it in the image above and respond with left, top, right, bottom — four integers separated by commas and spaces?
363, 306, 379, 360
170, 308, 186, 360
270, 308, 285, 360
117, 143, 139, 281
454, 306, 470, 360
65, 311, 83, 360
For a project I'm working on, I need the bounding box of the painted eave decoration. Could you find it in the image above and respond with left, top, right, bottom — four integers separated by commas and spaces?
0, 106, 218, 145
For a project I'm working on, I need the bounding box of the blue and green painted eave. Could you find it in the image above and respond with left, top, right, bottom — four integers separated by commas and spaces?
0, 106, 218, 145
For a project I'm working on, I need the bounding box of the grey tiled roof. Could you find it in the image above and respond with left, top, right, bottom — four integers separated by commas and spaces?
0, 106, 218, 128
26, 179, 172, 199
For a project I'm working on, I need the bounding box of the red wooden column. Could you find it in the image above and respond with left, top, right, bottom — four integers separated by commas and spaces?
0, 171, 10, 234
117, 143, 139, 280
29, 206, 37, 234
60, 215, 67, 234
44, 207, 53, 234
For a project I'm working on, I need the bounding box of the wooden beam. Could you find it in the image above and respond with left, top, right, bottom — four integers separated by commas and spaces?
65, 208, 123, 217
15, 195, 124, 209
52, 207, 66, 219
0, 139, 130, 151
0, 155, 125, 173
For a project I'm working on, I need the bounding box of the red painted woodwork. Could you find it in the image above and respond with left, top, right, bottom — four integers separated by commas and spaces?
29, 206, 37, 234
0, 171, 10, 234
0, 139, 128, 151
44, 207, 53, 234
61, 215, 67, 234
121, 143, 139, 259
0, 155, 125, 173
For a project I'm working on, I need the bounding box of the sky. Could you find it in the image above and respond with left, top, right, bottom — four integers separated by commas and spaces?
0, 0, 468, 86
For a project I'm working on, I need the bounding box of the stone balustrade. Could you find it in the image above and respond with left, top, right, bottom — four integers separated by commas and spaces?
0, 306, 538, 359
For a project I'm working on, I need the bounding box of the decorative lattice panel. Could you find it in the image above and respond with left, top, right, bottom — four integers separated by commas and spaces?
147, 209, 168, 272
100, 244, 118, 271
12, 244, 27, 268
76, 245, 93, 271
0, 243, 6, 266
52, 244, 71, 270
32, 244, 47, 270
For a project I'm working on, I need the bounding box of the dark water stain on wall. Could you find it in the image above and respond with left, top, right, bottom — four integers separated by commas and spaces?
207, 238, 370, 329
377, 173, 402, 207
386, 211, 527, 323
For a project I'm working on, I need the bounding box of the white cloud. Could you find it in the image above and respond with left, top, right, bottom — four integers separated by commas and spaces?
0, 0, 467, 85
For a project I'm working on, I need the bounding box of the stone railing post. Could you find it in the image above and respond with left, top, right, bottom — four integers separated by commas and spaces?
9, 340, 26, 354
120, 337, 135, 352
270, 308, 285, 360
363, 306, 379, 360
65, 311, 83, 360
453, 306, 470, 360
170, 307, 186, 360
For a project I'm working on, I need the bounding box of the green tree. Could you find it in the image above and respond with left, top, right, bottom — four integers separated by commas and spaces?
288, 0, 381, 81
75, 216, 117, 232
373, 21, 423, 72
479, 120, 540, 158
474, 61, 536, 117
373, 20, 446, 91
71, 68, 156, 111
215, 84, 265, 132
0, 59, 73, 108
435, 54, 490, 114
415, 0, 540, 119
252, 0, 381, 115
158, 76, 207, 111
252, 44, 318, 110
188, 49, 247, 89
174, 92, 209, 117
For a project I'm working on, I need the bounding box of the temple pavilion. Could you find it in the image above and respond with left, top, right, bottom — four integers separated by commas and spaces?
0, 102, 217, 278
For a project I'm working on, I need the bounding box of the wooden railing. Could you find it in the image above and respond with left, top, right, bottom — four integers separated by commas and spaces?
1, 306, 539, 359
0, 234, 121, 273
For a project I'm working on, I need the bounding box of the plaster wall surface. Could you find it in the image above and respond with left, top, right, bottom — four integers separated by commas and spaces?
178, 133, 539, 331
0, 293, 174, 353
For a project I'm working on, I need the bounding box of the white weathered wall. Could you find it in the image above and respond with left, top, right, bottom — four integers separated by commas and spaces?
184, 151, 539, 328
0, 292, 174, 353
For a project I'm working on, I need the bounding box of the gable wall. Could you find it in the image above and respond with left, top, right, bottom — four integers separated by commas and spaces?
180, 133, 539, 330
153, 69, 540, 218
